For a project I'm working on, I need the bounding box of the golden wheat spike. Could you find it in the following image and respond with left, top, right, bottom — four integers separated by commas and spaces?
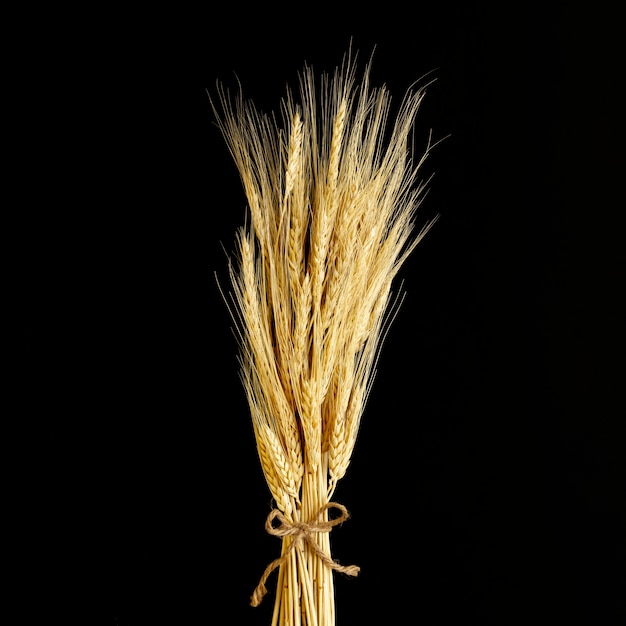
212, 48, 439, 626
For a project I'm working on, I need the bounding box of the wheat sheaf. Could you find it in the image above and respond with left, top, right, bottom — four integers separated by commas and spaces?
212, 50, 440, 626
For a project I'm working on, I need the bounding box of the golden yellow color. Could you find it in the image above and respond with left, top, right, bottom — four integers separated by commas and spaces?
212, 51, 439, 626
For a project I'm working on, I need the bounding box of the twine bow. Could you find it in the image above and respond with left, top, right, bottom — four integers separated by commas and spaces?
250, 502, 360, 607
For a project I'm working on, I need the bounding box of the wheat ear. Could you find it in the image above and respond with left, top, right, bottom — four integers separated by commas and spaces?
212, 49, 439, 626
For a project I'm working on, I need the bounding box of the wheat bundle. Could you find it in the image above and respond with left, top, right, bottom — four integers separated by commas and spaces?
212, 50, 438, 625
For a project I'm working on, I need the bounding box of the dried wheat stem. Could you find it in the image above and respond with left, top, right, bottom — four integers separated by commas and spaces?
212, 47, 439, 625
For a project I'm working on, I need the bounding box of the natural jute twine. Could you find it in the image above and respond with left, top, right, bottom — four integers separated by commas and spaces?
250, 502, 360, 607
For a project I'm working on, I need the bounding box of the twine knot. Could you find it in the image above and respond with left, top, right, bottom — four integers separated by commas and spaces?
250, 502, 360, 607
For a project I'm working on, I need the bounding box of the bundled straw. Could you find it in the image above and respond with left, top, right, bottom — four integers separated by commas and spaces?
212, 50, 438, 626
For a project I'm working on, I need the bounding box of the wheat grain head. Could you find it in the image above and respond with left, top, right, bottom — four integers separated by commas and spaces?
212, 49, 438, 505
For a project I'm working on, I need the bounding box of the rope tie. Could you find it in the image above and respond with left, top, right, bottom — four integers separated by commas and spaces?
250, 502, 360, 607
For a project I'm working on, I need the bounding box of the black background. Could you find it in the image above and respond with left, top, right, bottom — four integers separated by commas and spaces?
28, 4, 625, 625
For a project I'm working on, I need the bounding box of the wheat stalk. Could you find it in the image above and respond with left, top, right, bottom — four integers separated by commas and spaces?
212, 49, 439, 626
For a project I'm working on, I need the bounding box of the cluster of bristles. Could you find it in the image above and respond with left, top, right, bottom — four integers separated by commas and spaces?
213, 49, 439, 625
214, 55, 437, 520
